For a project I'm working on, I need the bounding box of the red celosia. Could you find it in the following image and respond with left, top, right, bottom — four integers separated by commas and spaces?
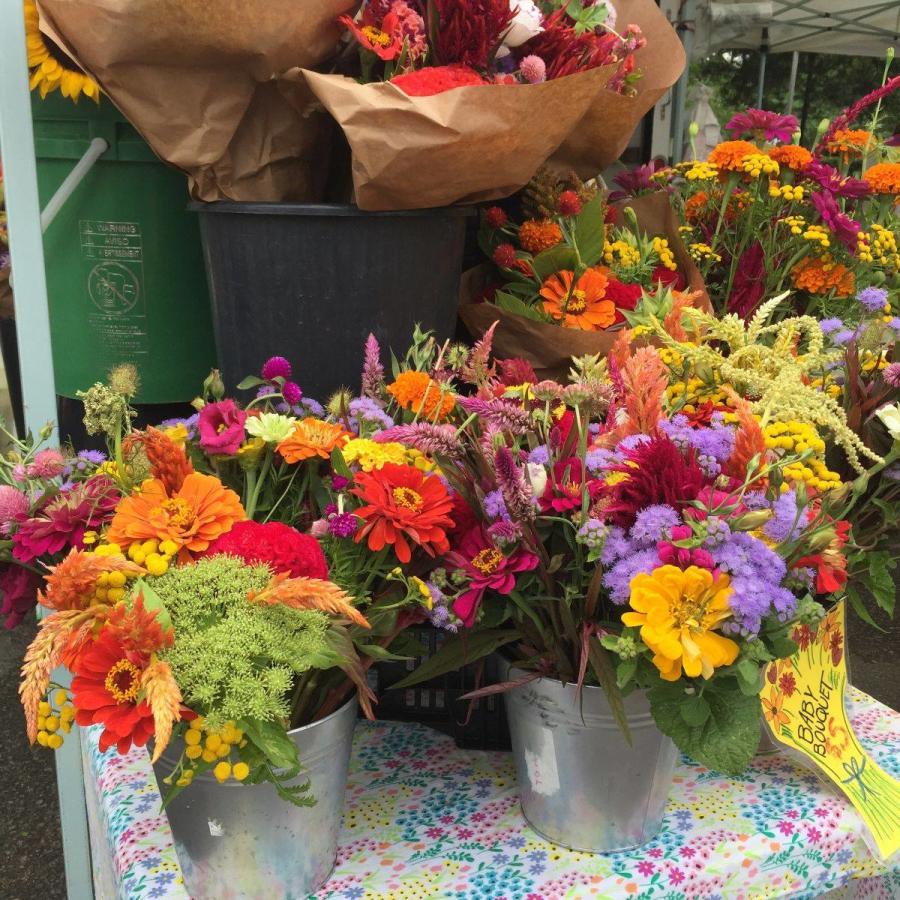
71, 630, 155, 754
0, 564, 40, 629
603, 437, 707, 527
430, 0, 514, 69
650, 265, 685, 291
391, 64, 487, 96
202, 520, 329, 580
814, 76, 900, 158
445, 527, 538, 627
604, 276, 642, 324
351, 463, 454, 563
498, 357, 537, 386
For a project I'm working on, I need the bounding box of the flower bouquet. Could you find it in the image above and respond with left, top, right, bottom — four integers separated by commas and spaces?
460, 174, 708, 379
613, 73, 900, 320
301, 0, 682, 209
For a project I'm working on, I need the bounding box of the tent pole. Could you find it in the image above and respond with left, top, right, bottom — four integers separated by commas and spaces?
785, 51, 800, 114
0, 1, 93, 897
756, 28, 769, 108
671, 0, 697, 163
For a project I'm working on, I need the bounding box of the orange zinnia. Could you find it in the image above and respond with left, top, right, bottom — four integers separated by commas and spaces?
277, 418, 350, 463
790, 255, 855, 298
518, 219, 563, 254
387, 371, 456, 421
105, 473, 245, 556
864, 162, 900, 195
768, 145, 812, 172
707, 140, 757, 172
540, 267, 616, 331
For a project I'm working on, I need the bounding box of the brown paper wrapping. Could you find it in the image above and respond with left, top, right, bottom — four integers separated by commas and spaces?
549, 0, 686, 177
302, 65, 617, 211
35, 0, 357, 201
458, 194, 710, 382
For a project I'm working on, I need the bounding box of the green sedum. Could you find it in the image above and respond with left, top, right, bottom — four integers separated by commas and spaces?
154, 555, 333, 731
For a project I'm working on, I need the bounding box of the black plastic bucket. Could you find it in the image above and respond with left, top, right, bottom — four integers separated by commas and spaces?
192, 203, 473, 400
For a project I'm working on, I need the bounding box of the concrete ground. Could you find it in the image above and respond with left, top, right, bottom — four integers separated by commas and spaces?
0, 604, 896, 900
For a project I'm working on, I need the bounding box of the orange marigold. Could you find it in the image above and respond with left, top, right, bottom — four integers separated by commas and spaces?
387, 371, 456, 421
790, 255, 855, 298
768, 145, 812, 172
105, 472, 245, 556
518, 219, 563, 254
826, 129, 872, 156
707, 140, 758, 172
277, 418, 350, 463
684, 191, 709, 223
864, 162, 900, 195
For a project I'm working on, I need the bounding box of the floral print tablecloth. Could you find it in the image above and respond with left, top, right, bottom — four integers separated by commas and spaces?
83, 687, 900, 900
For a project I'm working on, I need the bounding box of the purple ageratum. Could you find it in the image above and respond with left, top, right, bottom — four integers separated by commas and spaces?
600, 525, 632, 565
832, 328, 857, 346
527, 445, 550, 466
603, 549, 660, 605
629, 504, 681, 546
349, 397, 394, 433
762, 489, 805, 544
661, 416, 735, 477
726, 108, 798, 143
818, 317, 844, 335
585, 447, 618, 473
810, 191, 861, 251
483, 489, 510, 521
261, 356, 292, 381
857, 286, 889, 313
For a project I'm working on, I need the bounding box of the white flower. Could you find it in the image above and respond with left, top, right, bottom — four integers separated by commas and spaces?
876, 404, 900, 442
501, 0, 544, 50
245, 412, 297, 444
525, 462, 548, 499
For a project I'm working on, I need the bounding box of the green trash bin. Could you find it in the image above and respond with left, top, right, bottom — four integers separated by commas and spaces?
33, 93, 216, 414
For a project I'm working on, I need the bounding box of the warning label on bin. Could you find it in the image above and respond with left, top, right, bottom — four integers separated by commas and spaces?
79, 219, 149, 363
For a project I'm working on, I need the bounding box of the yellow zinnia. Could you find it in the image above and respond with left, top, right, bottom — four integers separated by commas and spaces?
623, 565, 739, 681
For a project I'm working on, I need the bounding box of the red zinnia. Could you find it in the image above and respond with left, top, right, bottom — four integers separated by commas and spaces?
351, 463, 454, 563
202, 520, 328, 580
540, 457, 603, 513
71, 630, 155, 754
445, 527, 538, 627
339, 12, 403, 60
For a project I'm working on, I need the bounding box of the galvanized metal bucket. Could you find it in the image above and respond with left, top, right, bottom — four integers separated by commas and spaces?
153, 698, 357, 898
502, 663, 678, 853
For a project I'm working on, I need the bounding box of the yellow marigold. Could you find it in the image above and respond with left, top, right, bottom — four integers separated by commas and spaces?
707, 140, 758, 172
387, 371, 455, 421
518, 219, 563, 254
767, 144, 812, 171
790, 255, 855, 297
864, 162, 900, 196
341, 438, 408, 472
623, 565, 739, 681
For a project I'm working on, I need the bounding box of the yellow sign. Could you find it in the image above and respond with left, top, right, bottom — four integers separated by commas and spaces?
761, 600, 900, 860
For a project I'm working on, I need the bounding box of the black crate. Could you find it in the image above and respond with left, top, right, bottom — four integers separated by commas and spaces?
368, 625, 511, 751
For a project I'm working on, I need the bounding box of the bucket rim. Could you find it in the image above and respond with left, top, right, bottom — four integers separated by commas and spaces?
287, 694, 358, 738
189, 201, 476, 219
502, 659, 651, 699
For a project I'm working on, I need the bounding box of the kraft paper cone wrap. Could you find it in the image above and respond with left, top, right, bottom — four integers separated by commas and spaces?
549, 0, 686, 176
458, 194, 711, 382
302, 65, 616, 211
35, 0, 356, 201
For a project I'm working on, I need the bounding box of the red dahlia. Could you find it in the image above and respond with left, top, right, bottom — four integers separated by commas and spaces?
202, 520, 328, 580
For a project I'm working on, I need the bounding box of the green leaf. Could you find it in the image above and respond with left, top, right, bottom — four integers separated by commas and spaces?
330, 448, 354, 480
390, 629, 520, 689
356, 643, 412, 662
530, 244, 579, 281
649, 681, 761, 776
493, 290, 545, 322
735, 659, 763, 696
616, 657, 638, 690
236, 375, 265, 390
845, 583, 884, 631
572, 194, 606, 266
867, 551, 896, 616
768, 632, 799, 660
241, 718, 301, 773
680, 694, 710, 727
132, 579, 173, 634
587, 640, 631, 744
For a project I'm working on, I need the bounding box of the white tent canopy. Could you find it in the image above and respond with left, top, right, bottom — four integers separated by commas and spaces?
696, 1, 900, 59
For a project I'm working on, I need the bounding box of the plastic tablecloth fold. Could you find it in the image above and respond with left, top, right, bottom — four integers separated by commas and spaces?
82, 687, 900, 899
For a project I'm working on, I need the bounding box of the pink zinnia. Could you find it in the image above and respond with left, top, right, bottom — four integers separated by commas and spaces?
26, 448, 66, 479
12, 476, 119, 563
0, 485, 30, 534
804, 161, 870, 199
197, 399, 247, 456
445, 527, 538, 627
810, 191, 860, 250
726, 108, 799, 144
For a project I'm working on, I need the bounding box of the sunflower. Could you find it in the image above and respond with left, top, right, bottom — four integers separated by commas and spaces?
350, 462, 454, 563
105, 473, 245, 557
540, 267, 616, 331
623, 565, 739, 681
24, 1, 100, 102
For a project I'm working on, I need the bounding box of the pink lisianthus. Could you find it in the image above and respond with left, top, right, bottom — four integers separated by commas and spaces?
198, 400, 247, 456
0, 563, 41, 629
725, 108, 799, 144
12, 476, 119, 563
446, 527, 538, 627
